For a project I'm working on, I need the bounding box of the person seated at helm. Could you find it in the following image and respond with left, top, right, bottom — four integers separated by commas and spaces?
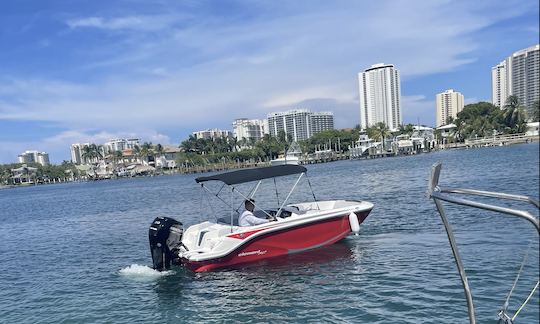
239, 199, 276, 226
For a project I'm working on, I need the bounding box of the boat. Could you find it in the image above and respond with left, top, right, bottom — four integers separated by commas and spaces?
149, 165, 374, 272
270, 142, 302, 165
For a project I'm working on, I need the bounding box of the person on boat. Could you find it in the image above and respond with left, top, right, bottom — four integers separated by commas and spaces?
239, 199, 275, 226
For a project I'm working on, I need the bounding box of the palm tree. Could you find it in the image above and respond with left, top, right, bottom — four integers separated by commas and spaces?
398, 124, 414, 136
372, 122, 391, 150
81, 145, 93, 164
277, 130, 287, 145
248, 137, 256, 149
155, 144, 164, 157
229, 137, 238, 152
112, 150, 123, 167
240, 137, 248, 149
181, 135, 197, 152
139, 142, 152, 164
133, 145, 142, 164
532, 101, 540, 122
502, 95, 527, 133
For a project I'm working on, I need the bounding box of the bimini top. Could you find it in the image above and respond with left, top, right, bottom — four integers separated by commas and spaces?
195, 165, 307, 185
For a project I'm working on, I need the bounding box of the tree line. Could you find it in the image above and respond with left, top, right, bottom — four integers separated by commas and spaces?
451, 96, 537, 141
0, 161, 79, 185
79, 142, 165, 165
176, 96, 538, 166
3, 96, 537, 179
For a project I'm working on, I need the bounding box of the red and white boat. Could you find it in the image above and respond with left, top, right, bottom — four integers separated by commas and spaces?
149, 165, 373, 272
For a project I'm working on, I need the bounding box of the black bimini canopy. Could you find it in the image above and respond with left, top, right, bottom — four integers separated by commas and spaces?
195, 165, 307, 185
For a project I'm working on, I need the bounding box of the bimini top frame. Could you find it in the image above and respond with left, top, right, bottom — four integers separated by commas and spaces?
427, 162, 539, 324
195, 165, 318, 228
195, 165, 307, 185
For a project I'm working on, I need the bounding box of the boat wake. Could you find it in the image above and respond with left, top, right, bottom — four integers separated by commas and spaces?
119, 264, 174, 279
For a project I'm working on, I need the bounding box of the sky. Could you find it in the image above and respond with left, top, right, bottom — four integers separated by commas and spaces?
0, 0, 538, 163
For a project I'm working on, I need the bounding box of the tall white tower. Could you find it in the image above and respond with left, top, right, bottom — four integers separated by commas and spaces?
358, 63, 402, 130
491, 59, 510, 108
436, 89, 464, 127
492, 44, 539, 115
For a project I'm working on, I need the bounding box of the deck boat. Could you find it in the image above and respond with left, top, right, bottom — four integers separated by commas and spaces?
149, 165, 373, 272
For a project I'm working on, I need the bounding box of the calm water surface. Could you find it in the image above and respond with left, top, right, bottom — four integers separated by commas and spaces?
1, 143, 538, 323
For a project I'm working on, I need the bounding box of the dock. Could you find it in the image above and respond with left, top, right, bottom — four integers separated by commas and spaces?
443, 133, 538, 149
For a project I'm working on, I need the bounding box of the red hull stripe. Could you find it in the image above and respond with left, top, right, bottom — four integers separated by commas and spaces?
227, 228, 267, 240
287, 230, 350, 254
184, 210, 371, 272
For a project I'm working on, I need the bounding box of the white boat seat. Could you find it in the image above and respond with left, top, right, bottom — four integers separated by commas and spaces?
216, 216, 240, 226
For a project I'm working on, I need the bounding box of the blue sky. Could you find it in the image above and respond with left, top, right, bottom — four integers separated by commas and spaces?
0, 0, 538, 163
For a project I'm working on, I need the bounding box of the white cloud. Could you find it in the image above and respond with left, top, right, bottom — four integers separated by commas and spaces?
66, 15, 181, 31
262, 84, 356, 108
1, 0, 535, 162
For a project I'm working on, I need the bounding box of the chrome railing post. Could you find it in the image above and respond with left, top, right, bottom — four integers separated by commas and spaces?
427, 162, 539, 324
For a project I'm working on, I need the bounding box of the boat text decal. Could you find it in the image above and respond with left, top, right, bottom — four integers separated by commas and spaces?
238, 250, 267, 257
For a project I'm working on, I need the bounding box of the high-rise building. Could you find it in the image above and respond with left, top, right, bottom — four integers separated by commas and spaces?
70, 143, 90, 165
103, 138, 139, 154
492, 44, 540, 115
267, 109, 334, 142
17, 150, 50, 166
436, 89, 465, 127
232, 119, 268, 143
192, 129, 232, 140
358, 63, 402, 130
310, 112, 335, 135
491, 59, 511, 108
512, 45, 539, 114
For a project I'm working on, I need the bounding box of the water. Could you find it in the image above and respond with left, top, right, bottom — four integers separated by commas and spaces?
1, 144, 538, 323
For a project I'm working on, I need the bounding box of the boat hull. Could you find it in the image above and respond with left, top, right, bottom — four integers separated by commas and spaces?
182, 210, 371, 272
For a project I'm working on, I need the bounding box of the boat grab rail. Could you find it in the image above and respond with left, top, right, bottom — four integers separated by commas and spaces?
427, 162, 539, 324
428, 163, 539, 231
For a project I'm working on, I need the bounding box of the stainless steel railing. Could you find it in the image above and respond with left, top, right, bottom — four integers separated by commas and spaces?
427, 162, 539, 324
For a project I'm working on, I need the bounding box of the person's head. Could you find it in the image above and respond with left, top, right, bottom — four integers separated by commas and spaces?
245, 199, 255, 211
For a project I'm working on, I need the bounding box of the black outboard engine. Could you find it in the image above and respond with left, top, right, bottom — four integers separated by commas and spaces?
149, 217, 184, 271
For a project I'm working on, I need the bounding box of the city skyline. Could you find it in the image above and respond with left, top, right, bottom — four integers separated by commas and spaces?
0, 0, 538, 163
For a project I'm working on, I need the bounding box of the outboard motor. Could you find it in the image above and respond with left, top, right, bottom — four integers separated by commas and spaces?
149, 217, 184, 271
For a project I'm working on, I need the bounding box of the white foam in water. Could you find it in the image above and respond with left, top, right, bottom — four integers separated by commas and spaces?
119, 264, 174, 279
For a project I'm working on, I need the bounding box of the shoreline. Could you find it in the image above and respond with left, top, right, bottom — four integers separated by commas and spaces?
3, 140, 538, 189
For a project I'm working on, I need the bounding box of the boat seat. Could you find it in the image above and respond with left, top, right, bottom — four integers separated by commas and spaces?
216, 216, 240, 226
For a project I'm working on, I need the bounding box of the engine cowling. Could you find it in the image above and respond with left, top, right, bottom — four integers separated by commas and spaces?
149, 216, 183, 271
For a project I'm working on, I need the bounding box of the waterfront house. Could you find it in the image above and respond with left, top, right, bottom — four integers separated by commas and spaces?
437, 124, 457, 139
155, 145, 183, 168
10, 165, 37, 184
